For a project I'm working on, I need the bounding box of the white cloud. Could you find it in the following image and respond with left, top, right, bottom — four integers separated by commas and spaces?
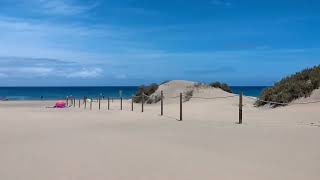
0, 66, 103, 79
65, 68, 103, 78
0, 16, 136, 63
35, 0, 98, 16
0, 56, 104, 79
0, 67, 53, 77
18, 67, 53, 75
0, 15, 124, 39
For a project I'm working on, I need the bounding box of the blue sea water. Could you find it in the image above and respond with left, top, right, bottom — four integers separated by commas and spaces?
0, 86, 268, 100
0, 87, 139, 100
230, 86, 268, 97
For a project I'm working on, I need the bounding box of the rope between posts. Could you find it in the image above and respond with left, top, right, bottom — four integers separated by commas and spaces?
166, 95, 180, 99
190, 95, 238, 100
246, 96, 289, 105
66, 91, 320, 125
132, 92, 320, 106
247, 96, 320, 106
142, 93, 238, 100
142, 93, 180, 99
132, 95, 143, 98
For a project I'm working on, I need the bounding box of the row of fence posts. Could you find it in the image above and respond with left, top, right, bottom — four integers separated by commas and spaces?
65, 91, 244, 124
66, 97, 122, 111
156, 91, 243, 123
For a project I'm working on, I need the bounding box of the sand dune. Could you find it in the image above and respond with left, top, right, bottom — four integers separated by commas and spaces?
292, 88, 320, 104
0, 81, 320, 180
149, 80, 234, 104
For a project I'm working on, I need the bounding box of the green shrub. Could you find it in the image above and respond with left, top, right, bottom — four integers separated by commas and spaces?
209, 81, 232, 93
133, 83, 159, 103
256, 65, 320, 107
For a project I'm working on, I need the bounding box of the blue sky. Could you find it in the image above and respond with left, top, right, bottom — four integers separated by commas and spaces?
0, 0, 319, 86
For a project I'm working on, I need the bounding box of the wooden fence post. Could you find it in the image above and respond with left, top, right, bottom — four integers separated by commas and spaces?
179, 93, 183, 121
161, 91, 163, 116
108, 97, 110, 110
120, 97, 123, 110
239, 92, 243, 124
78, 99, 80, 108
90, 100, 92, 110
131, 97, 134, 111
66, 97, 68, 106
141, 93, 144, 112
73, 98, 75, 107
99, 98, 101, 110
84, 97, 87, 109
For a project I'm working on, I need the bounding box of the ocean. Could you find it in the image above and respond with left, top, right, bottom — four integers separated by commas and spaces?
0, 86, 268, 100
230, 86, 268, 97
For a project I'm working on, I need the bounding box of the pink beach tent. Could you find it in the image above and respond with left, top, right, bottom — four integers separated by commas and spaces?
55, 100, 66, 108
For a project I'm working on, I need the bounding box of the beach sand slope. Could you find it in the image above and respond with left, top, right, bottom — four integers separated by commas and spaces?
0, 84, 320, 180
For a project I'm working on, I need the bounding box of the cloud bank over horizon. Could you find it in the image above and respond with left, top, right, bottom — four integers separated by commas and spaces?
0, 0, 319, 86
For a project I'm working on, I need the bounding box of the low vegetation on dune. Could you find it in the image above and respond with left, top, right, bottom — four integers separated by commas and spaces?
133, 81, 233, 104
256, 65, 320, 107
133, 83, 159, 103
209, 82, 232, 93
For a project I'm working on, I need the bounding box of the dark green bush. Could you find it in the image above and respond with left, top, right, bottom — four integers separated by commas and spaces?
209, 81, 232, 93
256, 65, 320, 107
133, 83, 159, 103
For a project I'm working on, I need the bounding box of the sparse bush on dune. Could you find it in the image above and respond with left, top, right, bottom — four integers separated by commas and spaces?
194, 82, 207, 88
133, 83, 159, 103
256, 65, 320, 107
209, 81, 232, 93
132, 80, 233, 104
184, 89, 194, 102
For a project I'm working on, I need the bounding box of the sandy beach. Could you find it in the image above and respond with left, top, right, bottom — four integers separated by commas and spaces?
1, 86, 320, 180
1, 0, 319, 178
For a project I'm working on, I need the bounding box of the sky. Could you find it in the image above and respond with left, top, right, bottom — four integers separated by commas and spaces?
0, 0, 319, 86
